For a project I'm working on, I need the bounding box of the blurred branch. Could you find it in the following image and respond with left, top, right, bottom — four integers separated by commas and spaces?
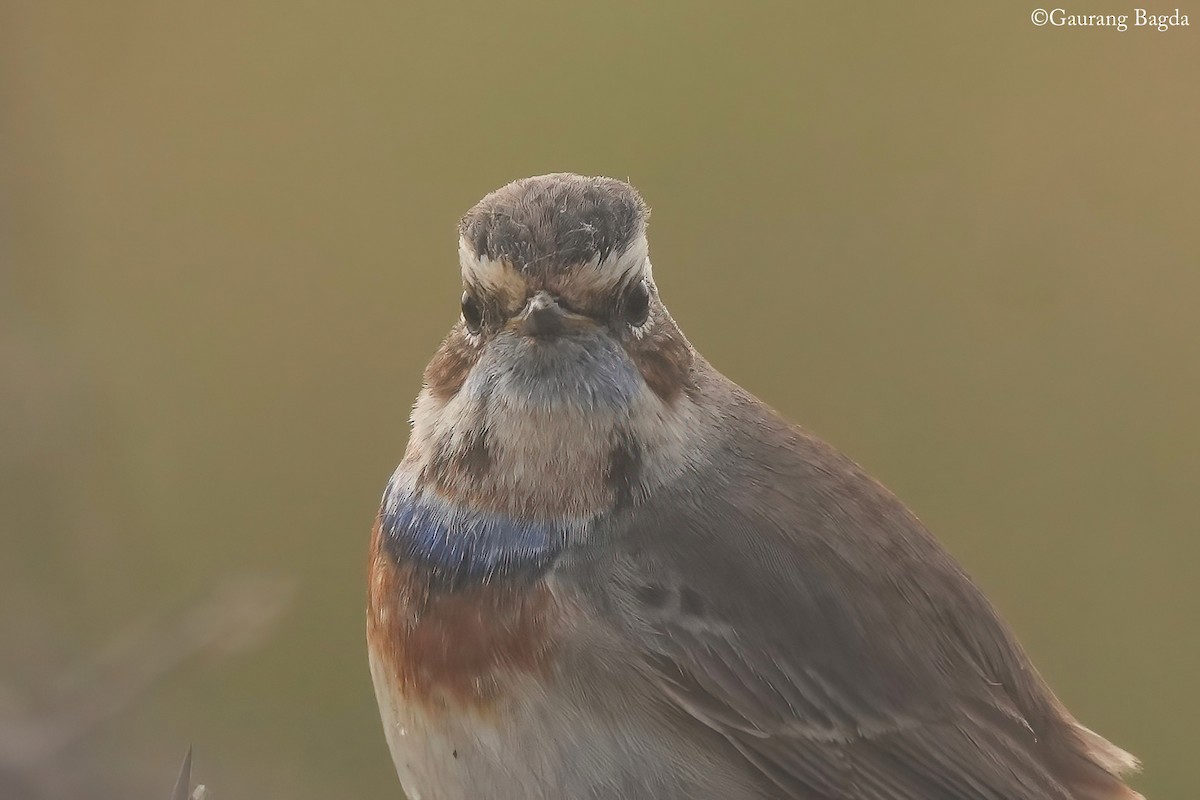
170, 746, 206, 800
171, 747, 192, 800
0, 575, 293, 799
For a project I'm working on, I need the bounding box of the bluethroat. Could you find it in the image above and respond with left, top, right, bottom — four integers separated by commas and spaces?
367, 173, 1141, 799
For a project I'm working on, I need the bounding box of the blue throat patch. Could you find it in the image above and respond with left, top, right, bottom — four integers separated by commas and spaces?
380, 487, 569, 587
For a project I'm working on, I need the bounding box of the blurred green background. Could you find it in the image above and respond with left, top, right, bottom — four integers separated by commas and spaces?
2, 2, 1195, 798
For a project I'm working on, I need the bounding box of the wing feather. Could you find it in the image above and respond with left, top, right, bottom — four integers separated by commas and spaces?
572, 390, 1141, 799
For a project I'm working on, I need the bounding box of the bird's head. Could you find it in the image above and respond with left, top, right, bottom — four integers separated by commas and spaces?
424, 173, 693, 413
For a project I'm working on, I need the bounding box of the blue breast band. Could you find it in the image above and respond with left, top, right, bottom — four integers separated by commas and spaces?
380, 487, 569, 586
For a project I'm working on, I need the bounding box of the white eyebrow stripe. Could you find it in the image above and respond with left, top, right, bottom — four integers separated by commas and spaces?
458, 235, 652, 293
458, 239, 518, 291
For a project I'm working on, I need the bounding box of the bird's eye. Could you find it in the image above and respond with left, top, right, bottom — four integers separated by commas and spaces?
461, 291, 483, 334
623, 281, 651, 328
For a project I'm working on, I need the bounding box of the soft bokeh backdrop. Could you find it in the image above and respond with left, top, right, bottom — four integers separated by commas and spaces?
3, 2, 1196, 797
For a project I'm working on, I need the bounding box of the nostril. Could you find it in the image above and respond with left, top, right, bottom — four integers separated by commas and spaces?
551, 296, 579, 315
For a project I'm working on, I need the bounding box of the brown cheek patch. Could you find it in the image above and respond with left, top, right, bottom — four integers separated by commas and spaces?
423, 331, 480, 401
367, 519, 563, 712
628, 326, 695, 404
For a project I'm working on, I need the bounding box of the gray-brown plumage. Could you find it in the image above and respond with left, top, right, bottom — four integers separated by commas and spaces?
368, 173, 1142, 799
460, 174, 648, 277
573, 375, 1141, 799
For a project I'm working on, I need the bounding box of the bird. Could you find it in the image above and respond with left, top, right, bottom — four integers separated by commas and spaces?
366, 173, 1142, 799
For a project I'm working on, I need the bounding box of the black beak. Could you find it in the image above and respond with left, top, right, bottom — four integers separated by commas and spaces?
518, 292, 567, 339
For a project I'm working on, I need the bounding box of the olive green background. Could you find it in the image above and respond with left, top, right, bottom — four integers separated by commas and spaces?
2, 2, 1195, 798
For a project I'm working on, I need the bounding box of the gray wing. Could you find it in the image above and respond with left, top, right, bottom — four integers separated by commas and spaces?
572, 407, 1139, 800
